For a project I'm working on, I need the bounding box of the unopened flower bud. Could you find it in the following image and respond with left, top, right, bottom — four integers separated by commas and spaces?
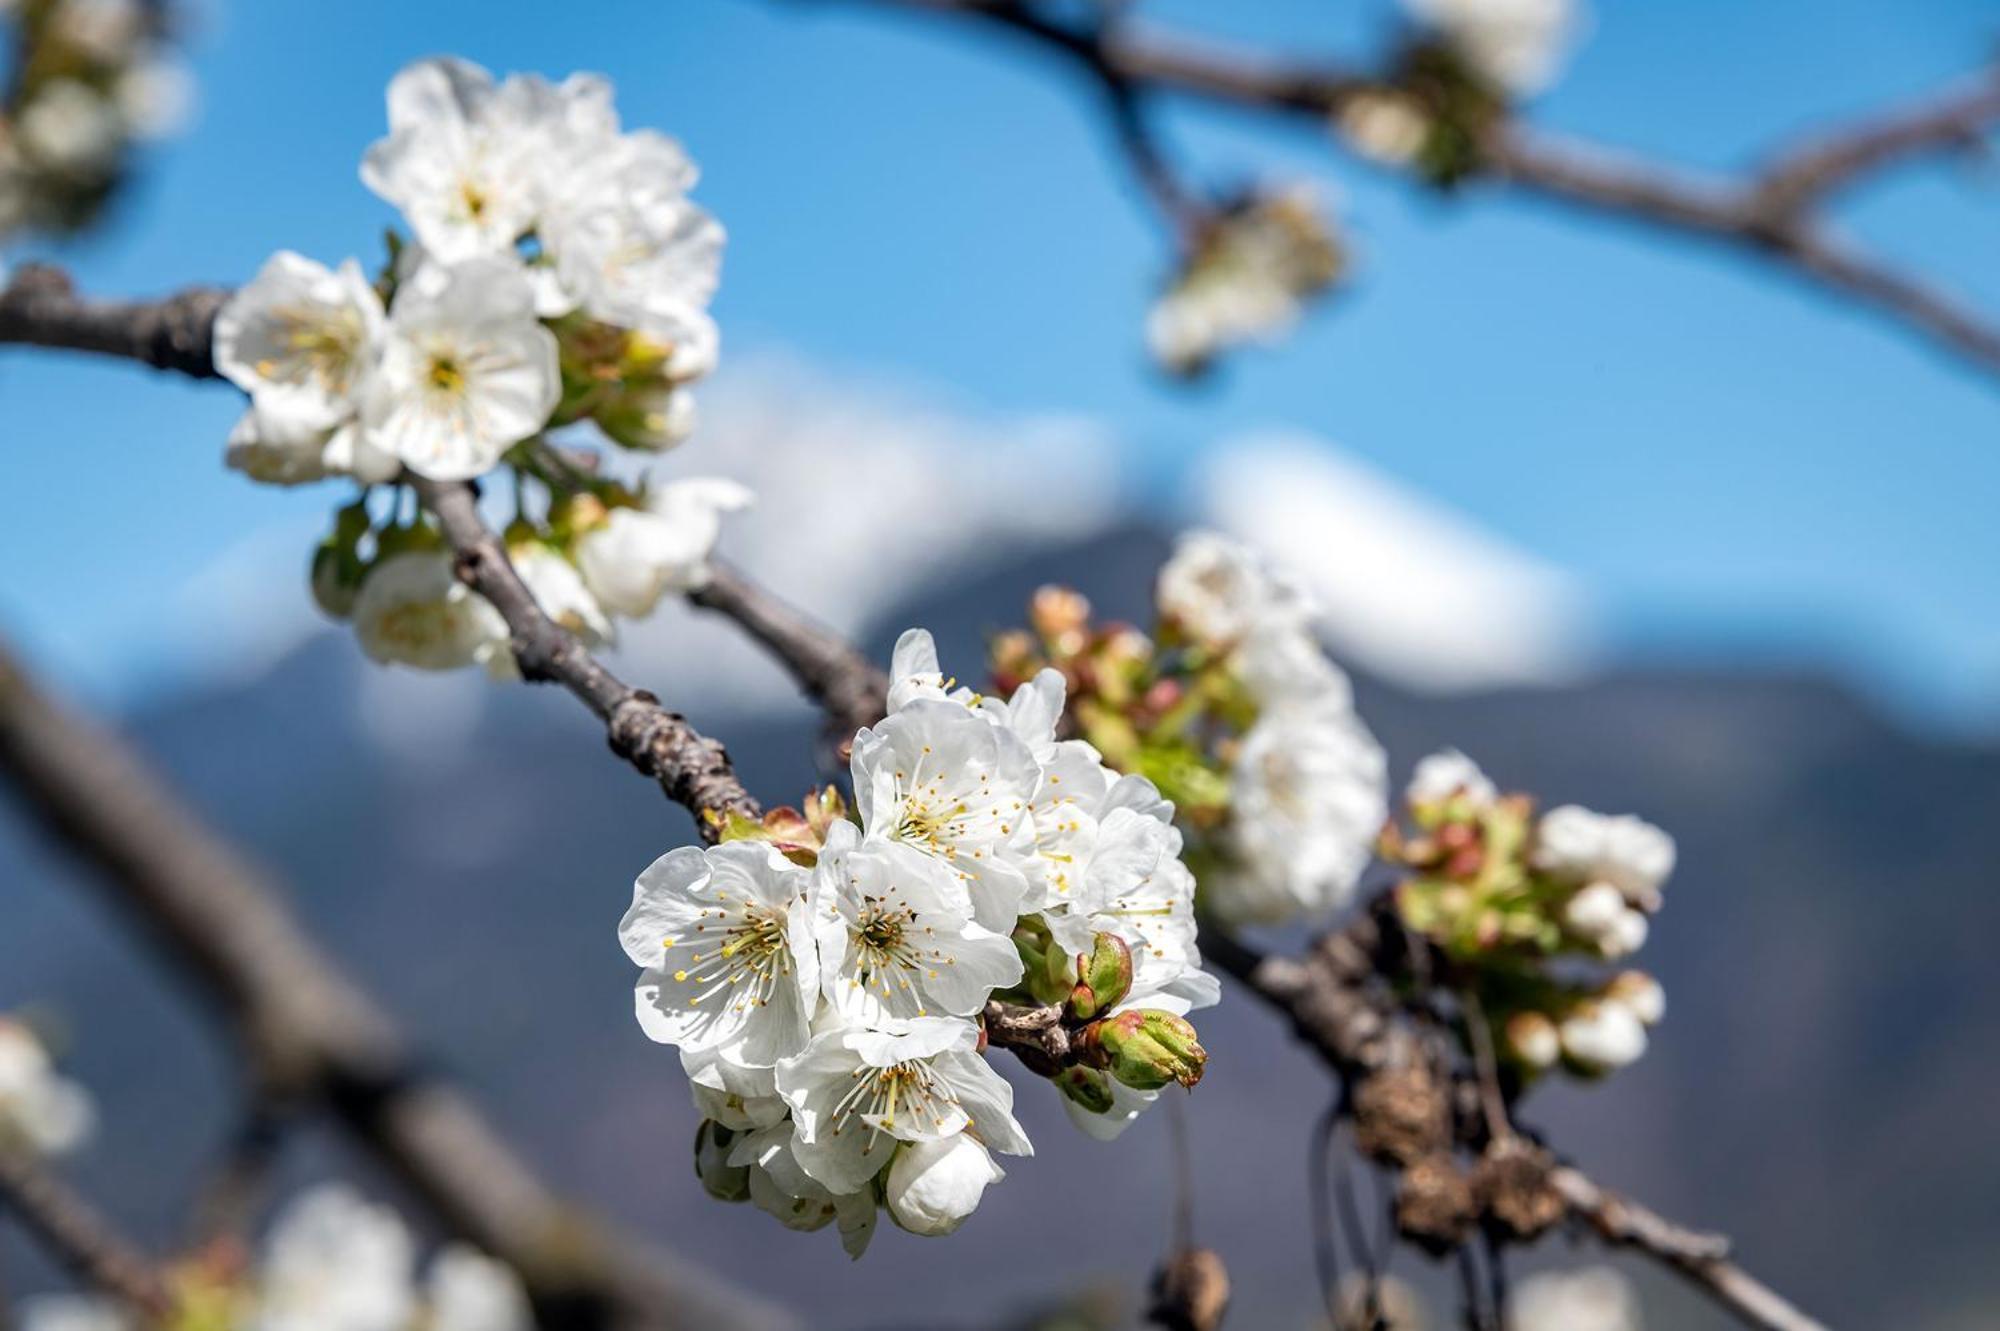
1559, 1001, 1647, 1073
885, 1132, 1004, 1237
1010, 917, 1076, 1008
1029, 585, 1091, 645
1055, 1066, 1116, 1115
596, 381, 695, 452
1561, 881, 1626, 940
1066, 933, 1133, 1022
309, 502, 373, 620
1335, 90, 1432, 166
1601, 906, 1649, 959
693, 1121, 750, 1202
1605, 970, 1665, 1026
547, 490, 610, 540
1504, 1012, 1560, 1069
1080, 1009, 1207, 1091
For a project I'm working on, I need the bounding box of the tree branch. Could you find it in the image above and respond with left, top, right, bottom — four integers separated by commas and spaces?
0, 639, 795, 1331
687, 562, 889, 740
818, 0, 2000, 382
0, 1143, 173, 1322
411, 476, 766, 836
0, 266, 225, 380
1200, 915, 1828, 1331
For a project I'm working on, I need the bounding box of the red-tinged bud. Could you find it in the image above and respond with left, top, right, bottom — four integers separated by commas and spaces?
1065, 933, 1133, 1022
1030, 584, 1092, 640
1079, 1009, 1207, 1091
1055, 1066, 1116, 1115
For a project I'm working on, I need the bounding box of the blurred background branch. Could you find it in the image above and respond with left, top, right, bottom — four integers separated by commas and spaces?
0, 636, 795, 1331
805, 0, 2000, 382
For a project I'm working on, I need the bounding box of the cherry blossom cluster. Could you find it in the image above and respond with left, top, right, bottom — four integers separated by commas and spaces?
0, 1012, 94, 1157
17, 1184, 529, 1331
618, 629, 1216, 1254
1385, 749, 1672, 1075
1146, 189, 1343, 379
210, 58, 750, 675
992, 531, 1390, 928
1145, 0, 1584, 374
0, 0, 190, 241
984, 531, 1672, 1080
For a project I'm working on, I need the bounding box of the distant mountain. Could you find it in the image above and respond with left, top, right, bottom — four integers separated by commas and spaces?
2, 524, 1995, 1330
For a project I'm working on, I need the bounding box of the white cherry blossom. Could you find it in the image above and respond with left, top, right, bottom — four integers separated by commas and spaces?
224, 410, 399, 488
351, 551, 508, 674
1559, 1000, 1647, 1072
1402, 0, 1584, 96
253, 1184, 417, 1331
851, 697, 1044, 931
361, 59, 548, 265
775, 1018, 1030, 1196
1215, 705, 1388, 925
726, 1122, 879, 1258
359, 257, 559, 481
214, 252, 384, 435
813, 822, 1022, 1024
542, 130, 722, 365
684, 1047, 788, 1132
504, 543, 613, 661
1407, 748, 1498, 809
0, 1019, 94, 1156
620, 842, 819, 1069
1508, 1266, 1641, 1331
1156, 529, 1311, 650
573, 478, 752, 617
426, 1247, 532, 1331
885, 1131, 1005, 1237
1533, 805, 1676, 906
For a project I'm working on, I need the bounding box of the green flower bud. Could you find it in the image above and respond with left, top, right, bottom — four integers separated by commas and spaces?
694, 1120, 751, 1203
1066, 932, 1133, 1022
309, 502, 373, 620
1055, 1066, 1116, 1115
595, 381, 694, 452
1079, 1009, 1207, 1091
1011, 917, 1075, 1008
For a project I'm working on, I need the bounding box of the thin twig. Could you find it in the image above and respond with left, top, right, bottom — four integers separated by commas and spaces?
0, 1142, 173, 1322
1550, 1166, 1825, 1331
1308, 1098, 1346, 1327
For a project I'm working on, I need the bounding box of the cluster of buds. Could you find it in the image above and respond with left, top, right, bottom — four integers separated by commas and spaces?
16, 1184, 531, 1331
1383, 750, 1672, 1076
991, 532, 1389, 929
309, 469, 750, 677
0, 0, 189, 241
209, 58, 752, 674
622, 629, 1215, 1255
1145, 188, 1344, 378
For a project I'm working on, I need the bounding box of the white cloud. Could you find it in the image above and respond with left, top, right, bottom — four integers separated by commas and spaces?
1190, 433, 1598, 690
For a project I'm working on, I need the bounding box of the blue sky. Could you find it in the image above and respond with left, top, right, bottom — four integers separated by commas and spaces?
2, 0, 1996, 726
